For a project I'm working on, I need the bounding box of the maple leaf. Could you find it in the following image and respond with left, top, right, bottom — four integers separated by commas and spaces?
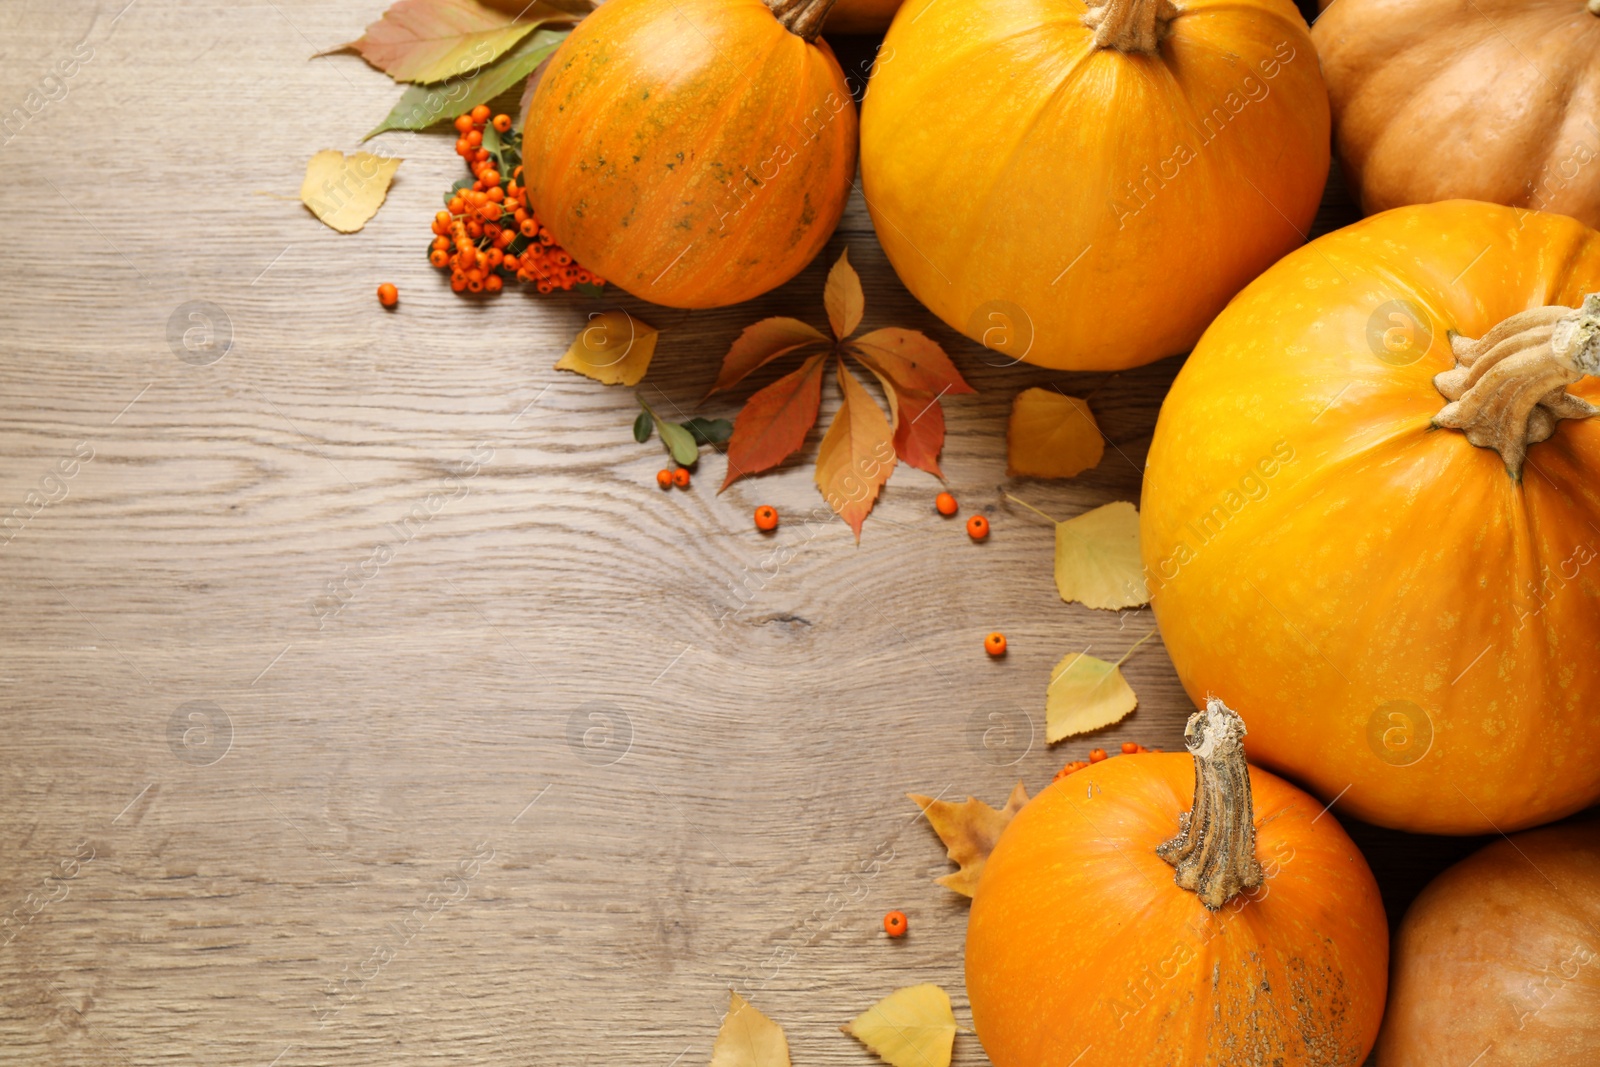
709, 992, 790, 1067
332, 0, 573, 85
907, 782, 1028, 898
554, 311, 658, 386
714, 249, 974, 537
1046, 630, 1155, 742
301, 150, 402, 233
1007, 387, 1104, 479
842, 985, 958, 1067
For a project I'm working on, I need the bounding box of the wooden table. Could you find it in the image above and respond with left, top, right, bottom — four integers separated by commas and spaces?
0, 4, 1490, 1064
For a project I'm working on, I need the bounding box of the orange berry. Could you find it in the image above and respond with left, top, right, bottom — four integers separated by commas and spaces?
503, 254, 520, 272
481, 169, 500, 187
655, 469, 673, 489
448, 197, 466, 215
450, 272, 468, 292
492, 113, 512, 132
429, 249, 449, 268
466, 129, 483, 147
466, 277, 484, 294
984, 632, 1006, 657
1121, 741, 1142, 754
1089, 748, 1108, 763
754, 505, 778, 532
482, 202, 502, 222
454, 114, 474, 133
472, 149, 490, 164
1053, 760, 1091, 782
671, 467, 691, 489
966, 514, 990, 541
470, 104, 491, 124
883, 910, 908, 938
486, 186, 505, 203
520, 219, 539, 238
376, 283, 398, 307
484, 274, 503, 293
434, 210, 452, 229
455, 138, 471, 156
935, 491, 958, 516
485, 248, 503, 269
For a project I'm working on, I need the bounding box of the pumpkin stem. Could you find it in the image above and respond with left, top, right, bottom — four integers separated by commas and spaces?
1082, 0, 1179, 53
765, 0, 842, 41
1156, 698, 1264, 911
1591, 0, 1600, 16
1433, 293, 1600, 478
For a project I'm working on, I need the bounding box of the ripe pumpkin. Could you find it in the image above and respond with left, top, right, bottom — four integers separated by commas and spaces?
1314, 0, 1600, 230
522, 0, 857, 307
858, 0, 1330, 370
968, 700, 1388, 1067
1378, 820, 1600, 1066
1141, 199, 1600, 834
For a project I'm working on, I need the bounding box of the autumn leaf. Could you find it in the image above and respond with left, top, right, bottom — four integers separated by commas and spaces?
825, 248, 864, 340
709, 992, 790, 1067
815, 363, 896, 541
1055, 500, 1148, 609
842, 985, 957, 1067
890, 390, 946, 477
722, 353, 828, 490
849, 329, 974, 398
301, 150, 402, 232
366, 26, 569, 137
1007, 387, 1104, 479
332, 0, 566, 84
555, 311, 658, 386
1046, 631, 1154, 742
907, 782, 1028, 897
709, 318, 829, 395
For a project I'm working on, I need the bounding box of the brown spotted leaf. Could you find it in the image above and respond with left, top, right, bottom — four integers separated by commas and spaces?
908, 782, 1029, 897
849, 329, 973, 397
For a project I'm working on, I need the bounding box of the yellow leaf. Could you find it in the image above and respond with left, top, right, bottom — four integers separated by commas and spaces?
710, 992, 790, 1067
1047, 651, 1137, 742
824, 248, 864, 340
815, 362, 895, 542
1006, 387, 1104, 479
554, 311, 659, 386
842, 985, 957, 1067
300, 150, 402, 233
1054, 500, 1148, 610
907, 783, 1028, 898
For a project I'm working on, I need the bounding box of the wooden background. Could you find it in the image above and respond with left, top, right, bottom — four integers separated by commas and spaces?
0, 2, 1496, 1064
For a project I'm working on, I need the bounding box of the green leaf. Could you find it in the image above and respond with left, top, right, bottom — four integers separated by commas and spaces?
451, 176, 474, 193
365, 27, 569, 139
659, 421, 700, 468
632, 411, 652, 444
681, 417, 733, 446
574, 282, 606, 299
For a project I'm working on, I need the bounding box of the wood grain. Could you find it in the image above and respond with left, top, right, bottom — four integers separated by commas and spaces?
0, 3, 1454, 1065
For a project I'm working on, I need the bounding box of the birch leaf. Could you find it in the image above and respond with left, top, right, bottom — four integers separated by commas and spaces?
709, 992, 790, 1067
843, 985, 957, 1067
1055, 500, 1148, 609
301, 150, 401, 233
555, 311, 658, 386
1046, 652, 1137, 741
1007, 387, 1104, 479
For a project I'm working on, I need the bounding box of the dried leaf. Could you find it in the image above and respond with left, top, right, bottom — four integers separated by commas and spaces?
842, 985, 957, 1067
300, 150, 402, 233
1046, 651, 1137, 741
722, 354, 828, 490
710, 318, 829, 395
1055, 500, 1148, 610
334, 0, 558, 84
365, 27, 569, 137
1007, 387, 1104, 479
815, 362, 896, 541
709, 992, 790, 1067
849, 329, 974, 397
555, 311, 658, 386
824, 248, 864, 340
907, 782, 1028, 897
892, 391, 946, 476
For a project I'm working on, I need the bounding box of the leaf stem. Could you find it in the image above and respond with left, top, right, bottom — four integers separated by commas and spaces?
1002, 491, 1062, 525
1112, 627, 1158, 669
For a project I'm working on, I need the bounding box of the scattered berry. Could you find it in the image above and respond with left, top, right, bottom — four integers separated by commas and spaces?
671, 467, 691, 489
935, 491, 958, 516
984, 632, 1007, 657
1053, 760, 1091, 782
966, 514, 990, 541
883, 910, 907, 938
1089, 748, 1109, 763
1121, 741, 1143, 754
655, 469, 673, 489
376, 283, 398, 307
754, 505, 778, 532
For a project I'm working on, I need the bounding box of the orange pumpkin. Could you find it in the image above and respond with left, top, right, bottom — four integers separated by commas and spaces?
858, 0, 1329, 370
1141, 200, 1600, 834
522, 0, 857, 307
968, 700, 1388, 1067
1314, 0, 1600, 230
1378, 819, 1600, 1066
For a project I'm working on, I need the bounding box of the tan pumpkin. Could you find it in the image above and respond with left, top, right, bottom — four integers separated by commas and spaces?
1378, 820, 1600, 1066
1314, 0, 1600, 229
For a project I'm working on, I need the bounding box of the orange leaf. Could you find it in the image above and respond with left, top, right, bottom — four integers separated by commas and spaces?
709, 317, 829, 395
850, 329, 974, 397
857, 360, 947, 478
907, 783, 1029, 898
824, 248, 864, 341
814, 362, 895, 541
721, 353, 828, 491
1006, 387, 1105, 479
332, 0, 561, 84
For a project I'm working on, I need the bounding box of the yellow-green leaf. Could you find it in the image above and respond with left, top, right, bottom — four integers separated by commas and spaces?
842, 985, 957, 1067
300, 150, 402, 233
1007, 387, 1104, 479
555, 311, 659, 386
333, 0, 565, 85
710, 992, 790, 1067
1055, 500, 1148, 610
1046, 651, 1137, 742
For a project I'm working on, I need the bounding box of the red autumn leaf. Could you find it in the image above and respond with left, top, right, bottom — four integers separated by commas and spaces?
721, 353, 829, 491
708, 317, 830, 396
849, 328, 974, 398
824, 248, 864, 340
815, 362, 896, 541
332, 0, 563, 84
892, 389, 947, 477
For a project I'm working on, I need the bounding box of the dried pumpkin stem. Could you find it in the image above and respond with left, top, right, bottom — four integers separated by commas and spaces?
1156, 698, 1264, 911
1082, 0, 1179, 53
764, 0, 842, 41
1433, 292, 1600, 478
1591, 0, 1600, 16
